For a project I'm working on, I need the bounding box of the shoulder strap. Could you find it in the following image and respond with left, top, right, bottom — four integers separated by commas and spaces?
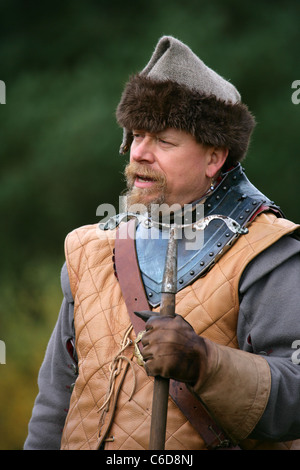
114, 219, 240, 450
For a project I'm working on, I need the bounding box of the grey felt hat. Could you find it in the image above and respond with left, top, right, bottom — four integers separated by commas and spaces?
116, 36, 255, 166
141, 35, 241, 104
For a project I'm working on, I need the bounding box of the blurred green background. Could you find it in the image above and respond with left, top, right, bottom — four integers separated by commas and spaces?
0, 0, 299, 450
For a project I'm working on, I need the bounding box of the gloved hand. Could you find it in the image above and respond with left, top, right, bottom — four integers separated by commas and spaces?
134, 310, 271, 444
135, 311, 211, 386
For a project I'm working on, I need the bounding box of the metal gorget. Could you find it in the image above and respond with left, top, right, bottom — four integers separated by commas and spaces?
100, 164, 283, 307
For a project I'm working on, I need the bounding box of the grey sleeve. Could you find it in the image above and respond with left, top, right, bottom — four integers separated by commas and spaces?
238, 234, 300, 441
24, 263, 76, 450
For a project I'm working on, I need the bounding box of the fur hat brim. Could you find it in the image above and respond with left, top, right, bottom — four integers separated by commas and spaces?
116, 74, 256, 167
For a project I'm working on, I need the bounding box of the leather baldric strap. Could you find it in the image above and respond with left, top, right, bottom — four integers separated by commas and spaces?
114, 218, 240, 450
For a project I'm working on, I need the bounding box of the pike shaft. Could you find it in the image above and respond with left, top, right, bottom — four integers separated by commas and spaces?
149, 226, 178, 450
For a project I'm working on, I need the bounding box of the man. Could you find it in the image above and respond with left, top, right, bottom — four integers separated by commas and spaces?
25, 36, 300, 450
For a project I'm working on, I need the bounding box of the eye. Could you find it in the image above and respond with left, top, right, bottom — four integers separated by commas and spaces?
132, 132, 144, 142
158, 138, 175, 147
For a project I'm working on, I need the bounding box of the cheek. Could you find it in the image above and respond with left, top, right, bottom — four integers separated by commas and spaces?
169, 167, 207, 201
169, 163, 201, 188
160, 155, 207, 193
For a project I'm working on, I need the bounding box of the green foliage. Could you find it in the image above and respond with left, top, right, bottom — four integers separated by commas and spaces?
0, 0, 299, 449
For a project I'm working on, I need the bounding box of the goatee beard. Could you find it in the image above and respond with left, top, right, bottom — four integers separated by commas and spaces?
123, 162, 167, 214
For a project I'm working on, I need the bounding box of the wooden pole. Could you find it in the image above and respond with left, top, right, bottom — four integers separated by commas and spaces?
149, 226, 178, 450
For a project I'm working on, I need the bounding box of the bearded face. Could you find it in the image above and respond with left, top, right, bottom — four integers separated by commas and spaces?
123, 161, 167, 213
122, 129, 227, 217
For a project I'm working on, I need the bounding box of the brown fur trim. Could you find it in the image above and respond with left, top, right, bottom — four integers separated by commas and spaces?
116, 74, 256, 166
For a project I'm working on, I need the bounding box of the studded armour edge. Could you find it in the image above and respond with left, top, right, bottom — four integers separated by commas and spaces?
138, 164, 283, 306
99, 164, 283, 307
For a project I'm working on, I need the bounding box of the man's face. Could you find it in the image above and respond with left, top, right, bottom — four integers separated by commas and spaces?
124, 128, 219, 211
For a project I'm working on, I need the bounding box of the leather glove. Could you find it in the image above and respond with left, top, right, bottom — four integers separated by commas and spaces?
134, 310, 271, 444
135, 311, 210, 386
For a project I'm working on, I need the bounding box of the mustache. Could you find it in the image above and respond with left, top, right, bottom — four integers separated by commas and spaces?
124, 162, 167, 188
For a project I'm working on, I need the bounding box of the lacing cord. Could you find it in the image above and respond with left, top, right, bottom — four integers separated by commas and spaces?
98, 324, 136, 438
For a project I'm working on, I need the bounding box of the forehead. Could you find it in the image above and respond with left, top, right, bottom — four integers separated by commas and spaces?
133, 128, 197, 142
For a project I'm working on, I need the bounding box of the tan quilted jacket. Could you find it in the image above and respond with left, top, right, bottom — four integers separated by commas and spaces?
61, 213, 299, 450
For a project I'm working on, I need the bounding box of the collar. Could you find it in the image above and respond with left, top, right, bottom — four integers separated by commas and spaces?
135, 164, 284, 306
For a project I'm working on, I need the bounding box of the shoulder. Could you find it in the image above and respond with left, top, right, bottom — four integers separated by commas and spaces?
64, 222, 117, 296
248, 211, 300, 238
60, 262, 73, 304
239, 231, 300, 294
64, 223, 99, 251
64, 222, 117, 254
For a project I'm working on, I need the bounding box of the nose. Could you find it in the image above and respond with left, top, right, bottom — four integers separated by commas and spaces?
130, 135, 155, 164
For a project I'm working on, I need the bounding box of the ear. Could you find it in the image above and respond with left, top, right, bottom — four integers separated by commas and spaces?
205, 147, 229, 178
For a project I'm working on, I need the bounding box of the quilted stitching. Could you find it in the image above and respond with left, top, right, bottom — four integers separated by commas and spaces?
61, 214, 299, 450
